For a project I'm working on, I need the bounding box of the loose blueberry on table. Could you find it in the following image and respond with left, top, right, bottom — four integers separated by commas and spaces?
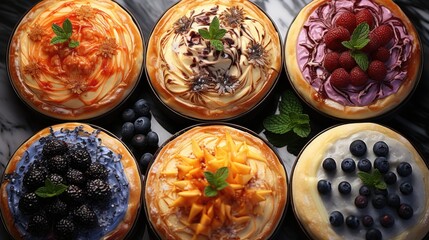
318, 138, 416, 240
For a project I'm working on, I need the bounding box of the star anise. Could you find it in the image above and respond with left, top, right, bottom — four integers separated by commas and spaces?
246, 41, 270, 67
75, 5, 95, 21
28, 24, 45, 42
23, 62, 42, 79
98, 38, 118, 58
220, 6, 244, 28
174, 16, 192, 34
66, 78, 88, 95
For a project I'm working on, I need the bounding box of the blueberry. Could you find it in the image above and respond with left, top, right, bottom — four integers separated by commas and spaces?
139, 152, 153, 173
398, 203, 414, 219
373, 188, 388, 196
322, 158, 336, 172
374, 157, 389, 174
387, 193, 400, 208
146, 131, 159, 147
366, 228, 382, 240
372, 194, 387, 209
317, 180, 331, 195
396, 162, 412, 177
373, 141, 389, 157
350, 140, 367, 157
379, 214, 394, 228
338, 181, 351, 195
383, 171, 397, 185
134, 117, 151, 134
329, 211, 344, 227
341, 158, 356, 173
122, 108, 136, 122
399, 182, 413, 195
355, 195, 368, 208
346, 215, 360, 229
358, 158, 372, 172
133, 99, 151, 118
362, 215, 374, 227
359, 185, 371, 196
131, 134, 148, 150
121, 122, 134, 141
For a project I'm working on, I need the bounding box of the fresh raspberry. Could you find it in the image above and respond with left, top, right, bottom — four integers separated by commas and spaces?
362, 34, 380, 53
330, 68, 351, 88
350, 66, 368, 86
368, 60, 387, 81
324, 26, 350, 51
372, 47, 390, 62
371, 25, 394, 47
355, 9, 374, 29
323, 52, 340, 72
335, 11, 357, 34
339, 51, 357, 71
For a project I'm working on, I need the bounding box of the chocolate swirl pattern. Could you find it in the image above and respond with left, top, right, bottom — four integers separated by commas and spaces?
8, 0, 143, 120
297, 0, 413, 106
146, 0, 281, 120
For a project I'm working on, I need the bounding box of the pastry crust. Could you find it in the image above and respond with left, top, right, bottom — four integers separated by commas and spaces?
0, 123, 142, 240
285, 0, 422, 120
8, 0, 144, 120
291, 123, 429, 240
145, 125, 287, 239
146, 0, 282, 120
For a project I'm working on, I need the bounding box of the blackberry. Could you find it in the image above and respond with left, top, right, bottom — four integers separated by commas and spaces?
68, 148, 92, 171
47, 155, 69, 174
86, 163, 108, 180
66, 168, 86, 186
62, 185, 85, 205
27, 213, 50, 237
46, 199, 68, 219
86, 179, 111, 202
42, 139, 68, 158
18, 192, 41, 214
54, 218, 76, 240
48, 173, 65, 185
73, 204, 98, 227
23, 168, 47, 191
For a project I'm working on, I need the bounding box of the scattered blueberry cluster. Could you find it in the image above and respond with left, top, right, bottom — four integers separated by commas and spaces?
317, 140, 415, 240
19, 139, 111, 239
120, 98, 159, 173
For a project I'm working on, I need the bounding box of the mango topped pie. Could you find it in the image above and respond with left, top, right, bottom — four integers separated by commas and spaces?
144, 125, 287, 239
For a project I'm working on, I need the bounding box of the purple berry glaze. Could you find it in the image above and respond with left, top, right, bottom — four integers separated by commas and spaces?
296, 0, 413, 106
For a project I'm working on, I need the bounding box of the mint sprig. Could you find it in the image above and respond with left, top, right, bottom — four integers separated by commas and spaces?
358, 169, 387, 190
198, 16, 227, 51
263, 90, 311, 138
35, 179, 68, 198
51, 18, 79, 48
342, 23, 370, 71
204, 167, 229, 197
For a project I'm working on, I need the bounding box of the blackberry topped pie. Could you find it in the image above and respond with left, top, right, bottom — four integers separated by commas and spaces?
0, 123, 142, 239
285, 0, 422, 120
146, 0, 282, 120
8, 0, 144, 120
291, 123, 429, 240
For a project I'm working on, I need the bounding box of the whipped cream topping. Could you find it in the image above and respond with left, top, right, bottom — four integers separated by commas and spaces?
297, 0, 413, 106
4, 126, 129, 240
317, 130, 426, 239
9, 0, 143, 120
147, 0, 281, 120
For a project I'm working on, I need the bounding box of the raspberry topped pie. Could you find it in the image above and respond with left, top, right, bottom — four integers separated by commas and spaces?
285, 0, 422, 120
8, 0, 144, 120
146, 0, 282, 120
292, 123, 429, 240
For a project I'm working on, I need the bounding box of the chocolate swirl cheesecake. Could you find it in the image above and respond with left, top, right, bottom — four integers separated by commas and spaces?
146, 0, 282, 120
285, 0, 422, 120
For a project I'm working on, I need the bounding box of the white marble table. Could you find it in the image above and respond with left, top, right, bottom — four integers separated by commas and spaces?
0, 0, 428, 239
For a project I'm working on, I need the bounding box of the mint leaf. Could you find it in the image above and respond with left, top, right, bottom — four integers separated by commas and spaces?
263, 114, 293, 134
342, 41, 355, 50
198, 29, 211, 39
358, 169, 387, 190
62, 18, 73, 34
216, 181, 229, 191
209, 16, 220, 37
52, 23, 65, 37
358, 171, 374, 186
293, 123, 311, 138
354, 39, 370, 50
351, 23, 370, 43
211, 40, 224, 51
35, 179, 68, 198
279, 90, 302, 115
213, 29, 227, 40
351, 51, 369, 71
375, 181, 387, 190
204, 171, 216, 185
215, 167, 229, 181
290, 112, 310, 124
204, 186, 218, 197
51, 18, 79, 48
68, 40, 80, 48
50, 36, 68, 45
